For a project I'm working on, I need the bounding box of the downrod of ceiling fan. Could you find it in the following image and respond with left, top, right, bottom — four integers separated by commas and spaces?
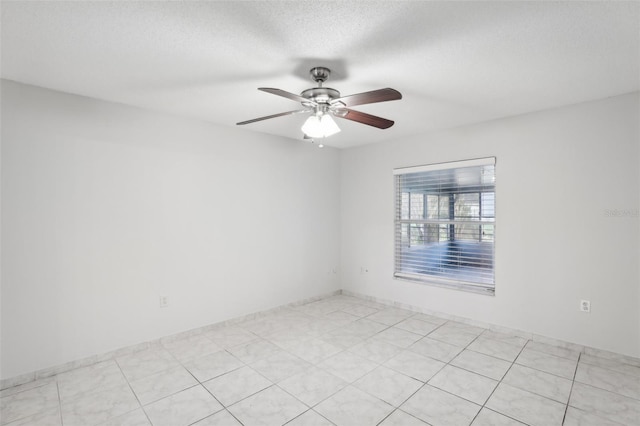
302, 64, 340, 104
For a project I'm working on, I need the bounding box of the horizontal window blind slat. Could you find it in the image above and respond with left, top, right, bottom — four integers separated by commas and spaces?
397, 257, 494, 264
396, 219, 495, 224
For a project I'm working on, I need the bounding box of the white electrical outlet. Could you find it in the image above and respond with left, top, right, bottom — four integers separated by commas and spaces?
159, 295, 169, 308
580, 300, 591, 313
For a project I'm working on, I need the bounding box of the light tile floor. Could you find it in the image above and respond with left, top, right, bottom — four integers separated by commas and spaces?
2, 294, 639, 426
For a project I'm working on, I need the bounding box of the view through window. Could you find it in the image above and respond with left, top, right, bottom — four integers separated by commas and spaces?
394, 158, 496, 294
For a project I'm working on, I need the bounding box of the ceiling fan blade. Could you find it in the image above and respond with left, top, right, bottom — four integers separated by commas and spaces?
333, 108, 395, 129
236, 109, 309, 125
331, 88, 401, 107
258, 88, 316, 105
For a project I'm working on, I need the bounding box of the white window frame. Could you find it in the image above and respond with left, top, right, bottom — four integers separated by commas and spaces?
393, 157, 496, 295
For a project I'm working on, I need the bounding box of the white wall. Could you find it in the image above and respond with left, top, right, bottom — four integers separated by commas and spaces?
0, 80, 341, 379
2, 80, 638, 381
340, 93, 640, 357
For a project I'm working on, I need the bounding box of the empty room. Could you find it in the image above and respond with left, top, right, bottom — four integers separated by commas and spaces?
1, 1, 639, 426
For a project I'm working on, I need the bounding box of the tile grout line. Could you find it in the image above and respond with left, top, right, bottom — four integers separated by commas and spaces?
478, 337, 581, 382
526, 345, 581, 362
449, 328, 488, 425
174, 346, 248, 426
114, 358, 155, 426
467, 336, 530, 425
275, 309, 418, 424
203, 307, 348, 417
544, 357, 640, 403
119, 342, 203, 407
0, 378, 53, 399
482, 407, 532, 426
273, 382, 337, 426
333, 311, 449, 424
556, 357, 635, 426
374, 382, 427, 426
338, 311, 484, 422
282, 408, 336, 426
188, 331, 331, 424
361, 316, 530, 425
56, 381, 64, 426
577, 357, 640, 376
374, 342, 448, 426
561, 351, 581, 426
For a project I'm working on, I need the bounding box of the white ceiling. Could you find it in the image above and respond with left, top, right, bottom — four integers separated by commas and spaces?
2, 1, 639, 149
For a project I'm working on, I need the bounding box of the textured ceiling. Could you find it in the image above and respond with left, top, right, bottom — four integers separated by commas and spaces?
1, 1, 639, 149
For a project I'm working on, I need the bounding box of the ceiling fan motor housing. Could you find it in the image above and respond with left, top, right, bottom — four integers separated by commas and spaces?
300, 87, 341, 107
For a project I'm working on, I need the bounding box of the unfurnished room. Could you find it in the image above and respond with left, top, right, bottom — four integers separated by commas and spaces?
0, 1, 639, 425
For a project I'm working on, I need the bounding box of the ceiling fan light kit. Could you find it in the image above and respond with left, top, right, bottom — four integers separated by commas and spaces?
237, 67, 402, 144
302, 113, 341, 138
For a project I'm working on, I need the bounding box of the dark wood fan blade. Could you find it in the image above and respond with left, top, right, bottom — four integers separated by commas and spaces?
331, 88, 401, 107
334, 108, 394, 129
236, 109, 308, 125
258, 88, 316, 105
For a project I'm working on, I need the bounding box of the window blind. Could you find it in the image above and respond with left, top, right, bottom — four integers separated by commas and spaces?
394, 157, 496, 293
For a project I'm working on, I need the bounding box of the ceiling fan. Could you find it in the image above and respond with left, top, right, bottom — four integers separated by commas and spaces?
236, 67, 402, 140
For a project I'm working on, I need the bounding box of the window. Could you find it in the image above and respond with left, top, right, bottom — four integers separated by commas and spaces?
394, 158, 496, 294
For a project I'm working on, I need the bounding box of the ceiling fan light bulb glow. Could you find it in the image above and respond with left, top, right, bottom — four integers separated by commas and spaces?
301, 113, 341, 138
301, 115, 322, 138
320, 114, 341, 137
